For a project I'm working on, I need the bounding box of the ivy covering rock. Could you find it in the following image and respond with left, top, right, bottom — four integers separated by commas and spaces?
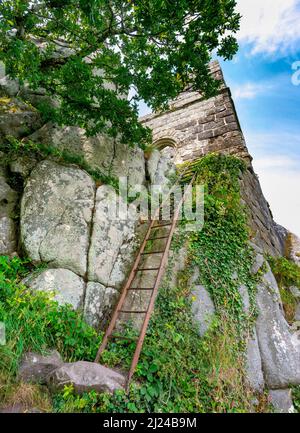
3, 154, 299, 413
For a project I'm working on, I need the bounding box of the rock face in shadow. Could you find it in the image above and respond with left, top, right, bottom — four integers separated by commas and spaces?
0, 173, 18, 255
84, 282, 118, 329
245, 330, 265, 393
3, 62, 300, 405
187, 268, 216, 336
47, 361, 125, 394
255, 264, 300, 389
27, 123, 146, 189
0, 97, 42, 144
147, 148, 176, 190
18, 351, 63, 384
190, 285, 215, 336
269, 389, 295, 413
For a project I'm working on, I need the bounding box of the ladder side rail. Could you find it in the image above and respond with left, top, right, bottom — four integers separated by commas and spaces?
95, 217, 157, 362
126, 177, 195, 386
95, 169, 192, 364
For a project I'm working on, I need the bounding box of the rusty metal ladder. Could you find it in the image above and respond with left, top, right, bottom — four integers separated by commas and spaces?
95, 176, 194, 388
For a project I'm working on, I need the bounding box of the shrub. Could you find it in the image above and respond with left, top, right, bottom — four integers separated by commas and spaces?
0, 256, 101, 376
269, 256, 300, 323
1, 154, 261, 413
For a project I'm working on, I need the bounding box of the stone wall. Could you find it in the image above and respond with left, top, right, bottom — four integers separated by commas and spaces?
240, 167, 283, 255
141, 61, 283, 256
0, 72, 176, 331
140, 61, 250, 164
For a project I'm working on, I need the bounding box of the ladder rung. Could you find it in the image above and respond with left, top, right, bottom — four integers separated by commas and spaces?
128, 287, 153, 291
141, 251, 164, 255
147, 235, 169, 241
118, 310, 148, 314
109, 334, 138, 342
152, 222, 172, 228
94, 174, 196, 387
136, 267, 160, 272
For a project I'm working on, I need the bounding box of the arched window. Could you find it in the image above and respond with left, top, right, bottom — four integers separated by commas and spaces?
153, 138, 177, 150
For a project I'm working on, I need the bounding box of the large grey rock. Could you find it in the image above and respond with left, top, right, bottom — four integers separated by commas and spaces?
168, 245, 189, 288
147, 150, 160, 183
255, 263, 300, 388
0, 175, 18, 255
0, 216, 16, 255
9, 156, 37, 179
84, 282, 118, 328
269, 389, 295, 414
147, 148, 176, 190
0, 152, 6, 177
274, 223, 289, 256
289, 233, 300, 266
0, 175, 18, 218
238, 284, 250, 314
24, 268, 85, 310
47, 361, 125, 394
290, 286, 300, 299
0, 76, 20, 97
245, 329, 265, 393
251, 253, 265, 275
21, 160, 95, 277
248, 241, 263, 255
88, 185, 138, 288
28, 123, 146, 189
18, 350, 63, 384
0, 98, 41, 142
190, 281, 215, 336
295, 304, 300, 322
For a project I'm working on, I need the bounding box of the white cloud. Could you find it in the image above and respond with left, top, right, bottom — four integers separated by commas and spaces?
236, 0, 300, 55
243, 131, 300, 236
254, 155, 299, 170
252, 155, 300, 237
232, 82, 272, 100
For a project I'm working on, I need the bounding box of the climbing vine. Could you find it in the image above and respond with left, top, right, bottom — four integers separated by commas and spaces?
53, 154, 261, 413
1, 154, 264, 413
181, 154, 259, 331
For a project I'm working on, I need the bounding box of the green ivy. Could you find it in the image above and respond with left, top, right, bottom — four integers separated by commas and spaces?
1, 154, 263, 413
269, 256, 300, 324
183, 154, 259, 330
292, 386, 300, 413
0, 256, 102, 375
268, 256, 300, 289
54, 154, 261, 413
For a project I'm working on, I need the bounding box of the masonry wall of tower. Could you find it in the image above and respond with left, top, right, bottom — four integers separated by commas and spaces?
141, 61, 283, 256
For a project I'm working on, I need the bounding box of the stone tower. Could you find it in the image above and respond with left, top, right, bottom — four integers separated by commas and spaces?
141, 61, 283, 256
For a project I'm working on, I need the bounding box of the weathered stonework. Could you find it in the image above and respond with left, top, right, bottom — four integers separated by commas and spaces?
239, 167, 283, 255
141, 62, 249, 165
141, 61, 283, 256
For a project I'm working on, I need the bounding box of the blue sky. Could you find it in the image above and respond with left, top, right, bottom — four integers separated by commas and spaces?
220, 46, 300, 236
140, 0, 300, 236
219, 0, 300, 236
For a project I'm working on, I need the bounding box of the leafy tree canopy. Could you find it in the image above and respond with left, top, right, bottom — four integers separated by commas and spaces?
0, 0, 240, 147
